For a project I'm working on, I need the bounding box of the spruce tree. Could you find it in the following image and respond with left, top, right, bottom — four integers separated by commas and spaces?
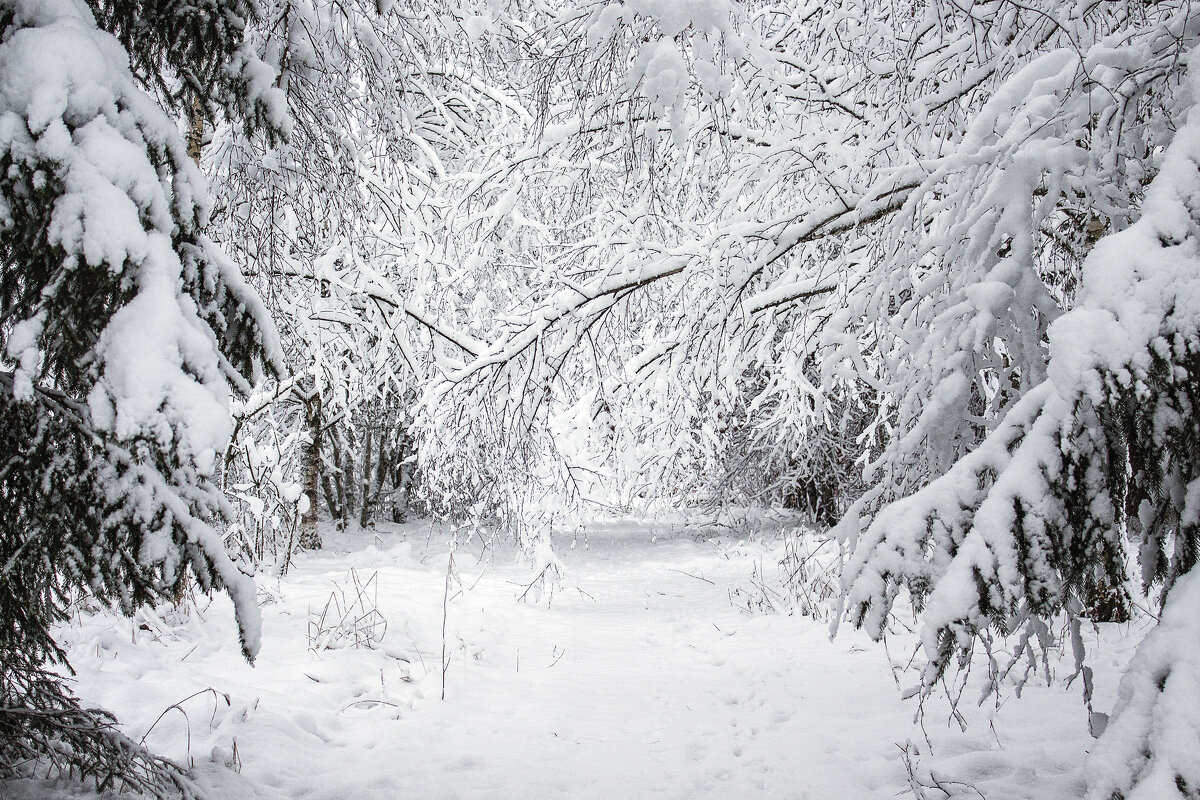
842, 48, 1200, 799
0, 0, 284, 792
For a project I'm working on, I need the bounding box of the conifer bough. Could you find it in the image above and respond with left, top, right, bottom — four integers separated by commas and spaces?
0, 0, 283, 792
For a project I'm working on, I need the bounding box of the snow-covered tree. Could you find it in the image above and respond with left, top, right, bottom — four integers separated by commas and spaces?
375, 2, 1200, 795
206, 0, 531, 546
844, 45, 1200, 798
0, 0, 282, 790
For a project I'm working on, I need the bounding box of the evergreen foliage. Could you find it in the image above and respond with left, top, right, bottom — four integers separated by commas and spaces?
0, 0, 282, 791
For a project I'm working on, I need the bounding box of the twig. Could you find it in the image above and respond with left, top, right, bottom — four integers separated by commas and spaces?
442, 552, 456, 700
139, 688, 230, 769
517, 562, 555, 603
338, 699, 403, 714
668, 568, 715, 585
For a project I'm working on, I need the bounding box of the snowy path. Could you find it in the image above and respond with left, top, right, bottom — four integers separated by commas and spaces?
33, 522, 1140, 799
376, 526, 911, 798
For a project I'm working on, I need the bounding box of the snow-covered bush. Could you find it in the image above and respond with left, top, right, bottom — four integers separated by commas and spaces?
0, 0, 282, 791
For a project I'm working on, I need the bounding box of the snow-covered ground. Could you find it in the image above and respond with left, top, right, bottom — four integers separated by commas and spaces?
10, 520, 1148, 799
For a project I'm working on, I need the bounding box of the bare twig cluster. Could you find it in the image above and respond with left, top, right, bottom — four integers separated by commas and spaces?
307, 569, 388, 651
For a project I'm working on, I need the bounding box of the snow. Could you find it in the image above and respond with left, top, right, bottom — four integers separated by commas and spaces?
958, 48, 1077, 151
4, 2, 1193, 797
625, 0, 731, 36
87, 234, 233, 469
12, 520, 1143, 800
843, 47, 1200, 788
1, 0, 235, 465
1086, 568, 1200, 799
5, 310, 45, 400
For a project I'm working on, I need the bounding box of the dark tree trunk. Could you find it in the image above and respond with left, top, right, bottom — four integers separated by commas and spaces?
369, 436, 391, 522
298, 389, 322, 549
321, 473, 341, 521
359, 426, 374, 528
341, 430, 356, 525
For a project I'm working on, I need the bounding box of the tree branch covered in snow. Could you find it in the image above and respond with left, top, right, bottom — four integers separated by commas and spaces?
844, 40, 1200, 800
0, 0, 281, 786
386, 2, 1199, 531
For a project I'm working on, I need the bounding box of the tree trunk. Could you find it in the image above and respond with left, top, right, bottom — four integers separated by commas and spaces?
321, 473, 341, 521
324, 428, 345, 525
298, 389, 322, 549
186, 95, 205, 164
359, 426, 374, 528
392, 429, 412, 522
340, 429, 358, 525
370, 437, 391, 521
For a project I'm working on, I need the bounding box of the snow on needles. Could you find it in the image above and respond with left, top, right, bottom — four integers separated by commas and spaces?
844, 44, 1200, 799
1, 0, 232, 465
0, 0, 262, 655
1087, 567, 1200, 799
